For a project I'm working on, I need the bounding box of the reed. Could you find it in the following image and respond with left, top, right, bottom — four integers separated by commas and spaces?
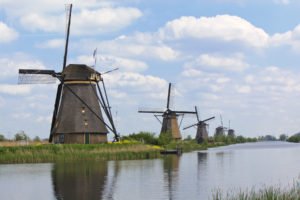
211, 182, 300, 200
0, 143, 161, 164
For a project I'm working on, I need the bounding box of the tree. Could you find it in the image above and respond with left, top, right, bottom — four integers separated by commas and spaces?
33, 136, 41, 142
0, 134, 6, 141
279, 134, 287, 141
14, 130, 29, 141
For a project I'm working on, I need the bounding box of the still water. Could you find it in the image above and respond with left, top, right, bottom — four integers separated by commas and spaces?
1, 142, 300, 200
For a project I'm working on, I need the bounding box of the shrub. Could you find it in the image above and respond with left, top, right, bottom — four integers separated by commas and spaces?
287, 136, 300, 143
14, 131, 29, 141
121, 132, 159, 145
0, 134, 6, 141
33, 136, 41, 142
158, 132, 173, 146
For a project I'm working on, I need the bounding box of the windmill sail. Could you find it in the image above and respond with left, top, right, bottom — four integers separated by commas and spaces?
18, 69, 57, 84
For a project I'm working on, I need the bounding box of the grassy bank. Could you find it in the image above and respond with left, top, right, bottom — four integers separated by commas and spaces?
0, 142, 162, 164
212, 182, 300, 200
0, 132, 258, 164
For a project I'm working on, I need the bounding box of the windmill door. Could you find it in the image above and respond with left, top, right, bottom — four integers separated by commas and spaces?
85, 133, 90, 144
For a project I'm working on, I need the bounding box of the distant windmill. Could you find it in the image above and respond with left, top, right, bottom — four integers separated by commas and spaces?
227, 120, 235, 137
215, 114, 227, 136
138, 83, 196, 139
183, 106, 214, 143
18, 4, 119, 144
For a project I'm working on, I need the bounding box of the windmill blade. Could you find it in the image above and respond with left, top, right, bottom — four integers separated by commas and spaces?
201, 116, 215, 123
195, 106, 200, 122
220, 114, 223, 127
18, 69, 57, 84
154, 114, 162, 124
138, 110, 164, 114
102, 68, 119, 75
49, 83, 63, 142
183, 123, 198, 130
166, 83, 171, 109
63, 4, 72, 69
179, 114, 184, 128
172, 111, 197, 114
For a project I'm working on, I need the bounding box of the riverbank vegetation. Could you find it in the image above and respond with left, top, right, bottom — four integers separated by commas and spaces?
287, 135, 300, 143
0, 142, 161, 164
212, 182, 300, 200
0, 131, 258, 164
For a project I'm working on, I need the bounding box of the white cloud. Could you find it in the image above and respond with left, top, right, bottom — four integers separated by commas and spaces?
36, 38, 64, 48
109, 90, 127, 98
76, 54, 148, 72
0, 84, 31, 95
11, 113, 31, 119
98, 38, 179, 61
184, 54, 249, 72
36, 115, 52, 123
273, 0, 291, 4
158, 15, 269, 48
20, 7, 142, 35
271, 24, 300, 52
0, 22, 18, 43
0, 57, 45, 79
235, 85, 251, 94
105, 72, 168, 91
181, 69, 203, 77
199, 93, 220, 100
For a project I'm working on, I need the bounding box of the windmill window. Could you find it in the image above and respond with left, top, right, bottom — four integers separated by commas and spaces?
84, 120, 88, 126
81, 107, 86, 114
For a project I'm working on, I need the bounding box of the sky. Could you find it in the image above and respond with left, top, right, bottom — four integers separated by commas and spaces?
1, 0, 300, 140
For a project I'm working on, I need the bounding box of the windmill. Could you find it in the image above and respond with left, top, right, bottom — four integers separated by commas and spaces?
183, 106, 215, 143
215, 114, 227, 136
18, 4, 119, 144
138, 83, 196, 139
227, 120, 235, 137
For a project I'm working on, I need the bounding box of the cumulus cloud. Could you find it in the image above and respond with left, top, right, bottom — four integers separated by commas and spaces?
0, 56, 45, 79
235, 85, 251, 94
76, 54, 148, 72
157, 15, 269, 48
97, 37, 179, 61
105, 72, 168, 91
0, 22, 18, 43
184, 54, 249, 72
271, 24, 300, 52
0, 84, 31, 95
11, 113, 31, 119
20, 7, 142, 35
35, 38, 65, 48
273, 0, 291, 4
36, 115, 52, 122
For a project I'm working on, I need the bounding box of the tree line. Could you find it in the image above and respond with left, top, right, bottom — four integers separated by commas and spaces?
0, 130, 47, 142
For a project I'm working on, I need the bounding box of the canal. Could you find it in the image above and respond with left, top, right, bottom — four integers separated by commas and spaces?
1, 141, 300, 199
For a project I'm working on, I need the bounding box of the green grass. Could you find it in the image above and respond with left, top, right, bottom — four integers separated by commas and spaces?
212, 182, 300, 200
0, 143, 161, 164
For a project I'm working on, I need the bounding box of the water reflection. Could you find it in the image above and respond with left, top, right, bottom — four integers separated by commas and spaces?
163, 155, 180, 200
51, 161, 108, 200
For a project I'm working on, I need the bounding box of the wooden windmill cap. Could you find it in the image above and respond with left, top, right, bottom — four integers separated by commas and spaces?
62, 64, 100, 82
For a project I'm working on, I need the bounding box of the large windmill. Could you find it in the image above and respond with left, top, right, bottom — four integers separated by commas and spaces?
183, 106, 214, 143
18, 4, 119, 144
138, 83, 196, 140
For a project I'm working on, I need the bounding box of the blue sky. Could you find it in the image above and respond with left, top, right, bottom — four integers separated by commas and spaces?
1, 0, 300, 140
